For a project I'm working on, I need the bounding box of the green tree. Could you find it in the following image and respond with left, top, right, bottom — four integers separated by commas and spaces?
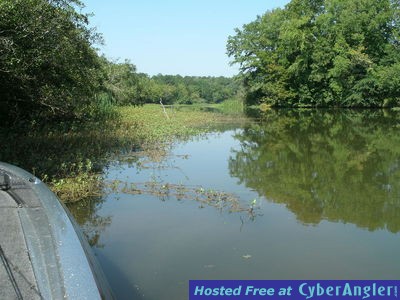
227, 0, 400, 107
0, 0, 104, 123
150, 75, 241, 104
101, 59, 147, 106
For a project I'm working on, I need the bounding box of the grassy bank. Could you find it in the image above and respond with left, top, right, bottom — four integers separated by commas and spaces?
0, 104, 246, 202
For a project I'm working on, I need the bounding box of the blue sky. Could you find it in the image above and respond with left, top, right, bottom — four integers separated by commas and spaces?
83, 0, 290, 77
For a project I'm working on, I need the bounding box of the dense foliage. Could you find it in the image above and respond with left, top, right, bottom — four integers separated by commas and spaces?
0, 0, 105, 123
105, 72, 242, 105
99, 69, 241, 106
227, 0, 400, 107
0, 0, 239, 125
147, 75, 241, 104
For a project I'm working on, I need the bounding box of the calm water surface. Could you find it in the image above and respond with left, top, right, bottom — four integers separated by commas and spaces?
68, 110, 400, 300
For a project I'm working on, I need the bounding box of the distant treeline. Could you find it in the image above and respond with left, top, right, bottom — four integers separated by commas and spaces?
0, 0, 240, 125
97, 61, 241, 106
227, 0, 400, 108
137, 74, 241, 105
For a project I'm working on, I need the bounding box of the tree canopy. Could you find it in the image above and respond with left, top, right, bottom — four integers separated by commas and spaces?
0, 0, 106, 122
227, 0, 400, 107
0, 0, 240, 124
146, 75, 241, 105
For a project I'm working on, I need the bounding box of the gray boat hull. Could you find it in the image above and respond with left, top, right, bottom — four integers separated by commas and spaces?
0, 162, 113, 299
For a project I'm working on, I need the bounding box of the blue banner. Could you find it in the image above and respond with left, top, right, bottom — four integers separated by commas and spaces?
189, 280, 399, 299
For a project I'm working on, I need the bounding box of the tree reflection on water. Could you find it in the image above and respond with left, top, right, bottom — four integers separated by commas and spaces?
229, 109, 400, 233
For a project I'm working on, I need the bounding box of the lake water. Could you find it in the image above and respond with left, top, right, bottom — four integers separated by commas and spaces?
68, 109, 400, 300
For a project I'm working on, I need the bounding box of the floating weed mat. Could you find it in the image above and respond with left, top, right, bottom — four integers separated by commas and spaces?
1, 104, 247, 203
106, 179, 261, 217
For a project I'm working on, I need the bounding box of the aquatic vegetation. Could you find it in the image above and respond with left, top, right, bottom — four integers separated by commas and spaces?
106, 179, 260, 217
0, 104, 247, 202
